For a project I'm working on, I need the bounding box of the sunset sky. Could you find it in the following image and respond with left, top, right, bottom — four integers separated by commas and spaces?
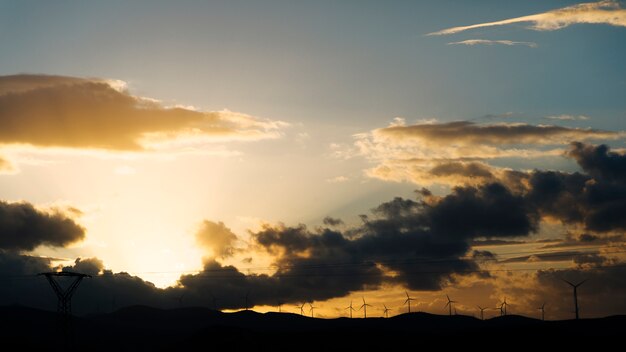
1, 0, 625, 320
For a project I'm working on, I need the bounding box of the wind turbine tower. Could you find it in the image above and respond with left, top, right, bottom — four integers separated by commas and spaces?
563, 279, 587, 320
297, 302, 306, 316
538, 302, 546, 321
500, 297, 509, 316
345, 300, 356, 318
477, 306, 487, 320
383, 304, 391, 318
404, 291, 416, 313
444, 295, 457, 316
359, 297, 372, 318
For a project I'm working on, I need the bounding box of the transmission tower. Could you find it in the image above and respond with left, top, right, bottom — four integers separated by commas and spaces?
39, 271, 91, 316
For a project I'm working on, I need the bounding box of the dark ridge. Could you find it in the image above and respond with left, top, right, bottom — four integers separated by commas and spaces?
0, 305, 622, 351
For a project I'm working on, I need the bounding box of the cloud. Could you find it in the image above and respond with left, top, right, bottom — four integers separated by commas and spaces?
62, 257, 105, 276
0, 200, 85, 251
1, 146, 625, 313
356, 120, 622, 187
0, 74, 286, 152
500, 250, 596, 263
447, 39, 537, 48
377, 121, 617, 146
195, 221, 239, 259
0, 156, 16, 174
569, 141, 626, 182
322, 216, 344, 227
428, 0, 626, 35
525, 143, 626, 233
546, 114, 590, 121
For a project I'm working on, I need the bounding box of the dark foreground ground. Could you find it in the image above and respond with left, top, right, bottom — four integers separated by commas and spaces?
1, 305, 623, 350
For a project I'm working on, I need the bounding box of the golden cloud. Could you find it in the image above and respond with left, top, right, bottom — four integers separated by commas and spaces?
0, 74, 287, 151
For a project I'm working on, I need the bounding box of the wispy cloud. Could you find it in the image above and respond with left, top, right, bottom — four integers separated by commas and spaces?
546, 114, 590, 121
429, 0, 626, 35
448, 39, 537, 48
326, 175, 349, 183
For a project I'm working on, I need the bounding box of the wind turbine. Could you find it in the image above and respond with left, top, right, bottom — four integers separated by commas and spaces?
345, 300, 356, 318
359, 297, 372, 318
444, 294, 457, 316
309, 303, 316, 318
404, 291, 416, 313
477, 306, 487, 320
500, 297, 509, 316
297, 302, 306, 316
538, 302, 546, 321
383, 304, 391, 318
563, 279, 587, 320
495, 305, 504, 317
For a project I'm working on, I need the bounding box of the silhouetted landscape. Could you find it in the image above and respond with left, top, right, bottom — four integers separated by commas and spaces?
2, 2, 626, 351
2, 305, 623, 350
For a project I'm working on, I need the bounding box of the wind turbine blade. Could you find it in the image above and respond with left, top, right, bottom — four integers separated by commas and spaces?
562, 278, 575, 287
444, 302, 450, 308
575, 279, 588, 287
446, 294, 451, 302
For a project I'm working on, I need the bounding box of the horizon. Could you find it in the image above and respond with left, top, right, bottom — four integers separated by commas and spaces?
1, 0, 625, 321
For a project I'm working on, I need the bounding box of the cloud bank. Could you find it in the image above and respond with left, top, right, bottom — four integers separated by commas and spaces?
0, 142, 625, 315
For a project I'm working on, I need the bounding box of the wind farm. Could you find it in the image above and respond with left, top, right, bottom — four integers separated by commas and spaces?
0, 0, 625, 349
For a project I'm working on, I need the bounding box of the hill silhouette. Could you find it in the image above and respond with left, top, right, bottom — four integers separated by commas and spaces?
1, 305, 623, 350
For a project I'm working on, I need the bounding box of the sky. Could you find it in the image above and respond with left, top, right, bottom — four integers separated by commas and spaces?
0, 0, 625, 320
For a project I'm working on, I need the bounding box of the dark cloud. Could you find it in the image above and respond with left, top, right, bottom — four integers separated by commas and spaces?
0, 251, 52, 276
0, 201, 85, 251
0, 74, 284, 151
429, 161, 495, 180
322, 216, 344, 227
378, 121, 617, 146
526, 170, 589, 224
569, 142, 626, 182
525, 143, 626, 233
249, 182, 536, 293
0, 252, 170, 314
62, 257, 104, 276
430, 183, 538, 239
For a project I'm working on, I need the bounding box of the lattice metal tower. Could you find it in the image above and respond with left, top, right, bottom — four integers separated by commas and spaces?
39, 271, 91, 316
